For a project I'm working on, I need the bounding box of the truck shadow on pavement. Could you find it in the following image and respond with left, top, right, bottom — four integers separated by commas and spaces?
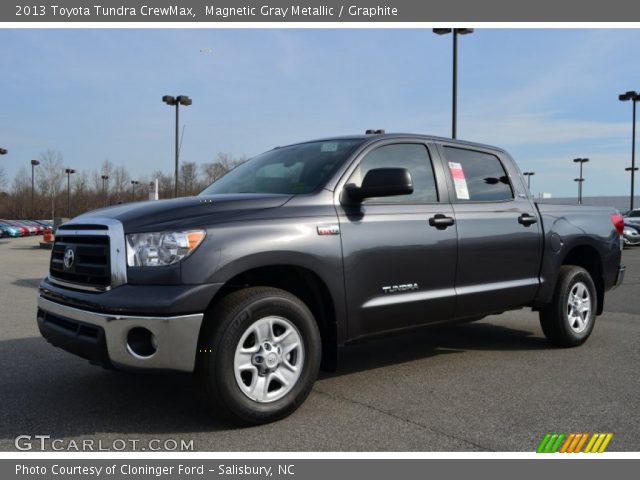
329, 320, 548, 377
9, 245, 44, 250
0, 320, 547, 444
12, 278, 43, 289
0, 336, 214, 442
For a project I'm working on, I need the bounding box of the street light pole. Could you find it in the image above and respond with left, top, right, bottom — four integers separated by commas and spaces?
131, 180, 140, 201
65, 168, 75, 218
31, 160, 40, 218
433, 28, 474, 139
101, 175, 109, 202
523, 171, 535, 190
162, 95, 192, 198
573, 158, 589, 205
619, 91, 639, 211
634, 98, 637, 210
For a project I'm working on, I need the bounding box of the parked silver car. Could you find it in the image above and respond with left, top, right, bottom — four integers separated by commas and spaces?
623, 223, 640, 247
623, 208, 640, 224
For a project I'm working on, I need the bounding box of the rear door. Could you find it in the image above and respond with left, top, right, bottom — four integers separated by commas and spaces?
438, 144, 542, 319
336, 140, 458, 340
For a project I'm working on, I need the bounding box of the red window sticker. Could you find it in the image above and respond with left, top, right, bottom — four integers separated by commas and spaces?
448, 162, 470, 200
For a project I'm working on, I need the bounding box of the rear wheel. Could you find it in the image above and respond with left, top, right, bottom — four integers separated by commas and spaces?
539, 266, 597, 347
198, 287, 321, 425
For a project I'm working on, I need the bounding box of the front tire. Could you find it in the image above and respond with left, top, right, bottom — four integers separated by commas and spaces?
539, 266, 597, 347
198, 287, 321, 425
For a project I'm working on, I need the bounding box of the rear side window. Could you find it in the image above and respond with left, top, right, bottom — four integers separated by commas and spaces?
443, 147, 513, 202
348, 143, 438, 204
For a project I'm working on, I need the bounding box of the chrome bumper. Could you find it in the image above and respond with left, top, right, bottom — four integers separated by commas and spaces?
37, 296, 204, 372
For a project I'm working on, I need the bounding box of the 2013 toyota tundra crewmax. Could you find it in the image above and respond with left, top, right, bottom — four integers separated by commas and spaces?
37, 132, 625, 424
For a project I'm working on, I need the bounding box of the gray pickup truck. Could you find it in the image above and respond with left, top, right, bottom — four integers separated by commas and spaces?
37, 132, 625, 424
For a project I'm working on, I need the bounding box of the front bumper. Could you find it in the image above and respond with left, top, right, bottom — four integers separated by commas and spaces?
37, 296, 204, 372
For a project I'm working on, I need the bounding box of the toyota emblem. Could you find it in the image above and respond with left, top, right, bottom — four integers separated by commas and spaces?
63, 248, 75, 270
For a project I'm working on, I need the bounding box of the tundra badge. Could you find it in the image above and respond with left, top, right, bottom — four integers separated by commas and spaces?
382, 283, 419, 294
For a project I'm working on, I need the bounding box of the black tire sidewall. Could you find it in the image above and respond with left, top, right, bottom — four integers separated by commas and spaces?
211, 291, 321, 424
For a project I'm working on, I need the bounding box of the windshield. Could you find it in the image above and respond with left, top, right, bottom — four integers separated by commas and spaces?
628, 210, 640, 218
199, 139, 364, 195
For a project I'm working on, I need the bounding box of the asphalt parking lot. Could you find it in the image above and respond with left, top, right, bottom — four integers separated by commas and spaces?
0, 235, 638, 452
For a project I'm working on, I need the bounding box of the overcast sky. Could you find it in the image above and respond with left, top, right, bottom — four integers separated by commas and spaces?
1, 28, 639, 197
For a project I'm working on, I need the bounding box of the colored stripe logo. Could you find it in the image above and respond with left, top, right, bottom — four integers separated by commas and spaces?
536, 433, 613, 453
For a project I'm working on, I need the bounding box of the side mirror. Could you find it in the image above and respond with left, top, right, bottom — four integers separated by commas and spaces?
344, 168, 413, 202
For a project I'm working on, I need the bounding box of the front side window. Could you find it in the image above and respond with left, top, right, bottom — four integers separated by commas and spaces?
443, 147, 513, 202
199, 139, 363, 195
347, 143, 438, 204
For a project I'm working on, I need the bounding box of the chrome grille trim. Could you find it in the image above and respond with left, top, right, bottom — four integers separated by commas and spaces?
52, 217, 127, 290
47, 275, 111, 292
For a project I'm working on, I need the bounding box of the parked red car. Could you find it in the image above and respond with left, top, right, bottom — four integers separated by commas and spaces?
21, 220, 44, 235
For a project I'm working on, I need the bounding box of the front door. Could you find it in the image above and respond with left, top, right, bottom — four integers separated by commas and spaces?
337, 141, 458, 340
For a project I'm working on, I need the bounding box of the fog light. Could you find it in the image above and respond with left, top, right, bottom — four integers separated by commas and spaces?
126, 327, 157, 358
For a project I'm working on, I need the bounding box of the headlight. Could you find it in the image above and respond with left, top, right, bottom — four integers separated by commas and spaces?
623, 227, 638, 236
126, 230, 206, 267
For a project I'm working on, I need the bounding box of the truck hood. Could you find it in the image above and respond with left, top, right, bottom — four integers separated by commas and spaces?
70, 193, 293, 233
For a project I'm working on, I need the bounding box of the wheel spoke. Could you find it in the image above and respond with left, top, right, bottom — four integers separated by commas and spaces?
274, 366, 296, 387
279, 329, 301, 351
235, 347, 259, 373
254, 319, 273, 343
572, 284, 580, 298
249, 374, 269, 401
283, 341, 300, 357
281, 358, 299, 374
273, 325, 293, 345
237, 349, 254, 362
581, 284, 589, 299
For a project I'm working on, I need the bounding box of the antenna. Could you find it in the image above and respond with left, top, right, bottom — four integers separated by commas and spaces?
178, 124, 186, 157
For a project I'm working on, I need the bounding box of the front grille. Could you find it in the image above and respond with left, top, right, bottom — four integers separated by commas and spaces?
50, 234, 111, 288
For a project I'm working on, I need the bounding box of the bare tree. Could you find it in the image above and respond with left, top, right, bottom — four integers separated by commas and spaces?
150, 170, 174, 199
72, 170, 93, 216
101, 159, 114, 179
180, 161, 200, 196
92, 159, 114, 199
111, 165, 130, 203
0, 151, 251, 218
9, 167, 30, 218
201, 162, 227, 185
201, 152, 247, 185
36, 149, 65, 220
0, 165, 7, 191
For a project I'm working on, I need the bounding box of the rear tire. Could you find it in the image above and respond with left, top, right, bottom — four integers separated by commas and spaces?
539, 265, 597, 347
198, 287, 321, 425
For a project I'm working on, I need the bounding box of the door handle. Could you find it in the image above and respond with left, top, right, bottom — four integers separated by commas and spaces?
518, 213, 538, 227
429, 214, 455, 229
